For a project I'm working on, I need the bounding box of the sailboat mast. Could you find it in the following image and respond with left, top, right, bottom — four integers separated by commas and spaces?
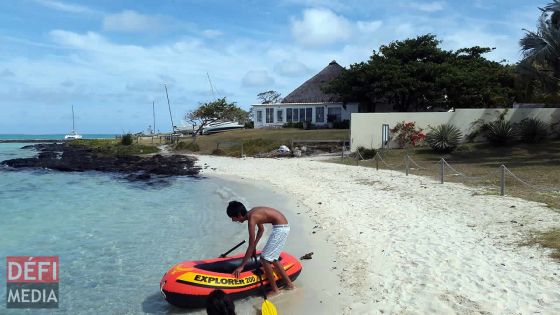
72, 105, 75, 132
207, 72, 216, 99
164, 84, 175, 133
152, 101, 156, 134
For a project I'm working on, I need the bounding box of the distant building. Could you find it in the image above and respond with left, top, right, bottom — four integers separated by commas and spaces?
251, 60, 359, 128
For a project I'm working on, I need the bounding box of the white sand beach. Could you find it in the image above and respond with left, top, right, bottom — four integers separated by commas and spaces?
197, 154, 560, 315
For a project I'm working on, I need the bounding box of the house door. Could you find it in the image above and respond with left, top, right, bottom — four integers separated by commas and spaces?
382, 124, 390, 148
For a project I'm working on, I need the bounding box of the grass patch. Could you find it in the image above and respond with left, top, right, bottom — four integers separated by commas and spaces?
69, 139, 159, 155
175, 141, 200, 152
154, 128, 350, 156
525, 229, 560, 261
331, 140, 560, 210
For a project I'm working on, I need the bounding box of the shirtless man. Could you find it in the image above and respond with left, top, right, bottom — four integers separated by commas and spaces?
226, 200, 294, 295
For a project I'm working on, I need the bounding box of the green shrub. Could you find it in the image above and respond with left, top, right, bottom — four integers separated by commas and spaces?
121, 133, 133, 146
211, 148, 226, 155
484, 120, 516, 146
244, 121, 254, 129
425, 124, 462, 153
333, 120, 350, 129
356, 146, 376, 159
175, 141, 200, 151
304, 122, 316, 130
283, 122, 304, 129
518, 118, 548, 143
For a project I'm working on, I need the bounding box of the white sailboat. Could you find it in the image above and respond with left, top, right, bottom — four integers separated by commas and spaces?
64, 105, 82, 140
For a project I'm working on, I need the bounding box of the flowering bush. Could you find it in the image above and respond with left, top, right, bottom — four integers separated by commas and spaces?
390, 121, 425, 148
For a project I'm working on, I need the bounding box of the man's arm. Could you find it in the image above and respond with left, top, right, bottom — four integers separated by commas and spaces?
233, 218, 257, 277
255, 223, 264, 250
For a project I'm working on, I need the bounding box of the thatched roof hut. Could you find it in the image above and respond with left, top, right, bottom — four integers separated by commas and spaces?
281, 60, 344, 104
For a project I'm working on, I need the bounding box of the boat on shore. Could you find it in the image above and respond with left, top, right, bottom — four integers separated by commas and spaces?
64, 106, 82, 140
176, 120, 244, 135
160, 251, 302, 308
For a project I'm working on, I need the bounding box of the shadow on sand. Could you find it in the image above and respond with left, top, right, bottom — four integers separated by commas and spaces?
142, 293, 191, 314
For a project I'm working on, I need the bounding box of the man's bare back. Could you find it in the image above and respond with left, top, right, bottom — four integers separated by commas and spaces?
246, 206, 288, 226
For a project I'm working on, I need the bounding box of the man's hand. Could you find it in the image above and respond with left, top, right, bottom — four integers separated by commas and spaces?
232, 266, 244, 278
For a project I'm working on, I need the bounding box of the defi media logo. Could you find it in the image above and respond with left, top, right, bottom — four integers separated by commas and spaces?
6, 256, 59, 308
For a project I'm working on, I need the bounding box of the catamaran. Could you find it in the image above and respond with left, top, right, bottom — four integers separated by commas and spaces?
64, 105, 82, 140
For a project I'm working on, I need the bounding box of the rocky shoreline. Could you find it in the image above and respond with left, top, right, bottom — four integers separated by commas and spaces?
1, 143, 200, 179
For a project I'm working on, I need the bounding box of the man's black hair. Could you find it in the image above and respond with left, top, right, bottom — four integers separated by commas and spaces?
206, 289, 236, 315
226, 201, 247, 218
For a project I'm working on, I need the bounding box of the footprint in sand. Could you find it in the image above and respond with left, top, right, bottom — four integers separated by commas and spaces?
438, 292, 491, 315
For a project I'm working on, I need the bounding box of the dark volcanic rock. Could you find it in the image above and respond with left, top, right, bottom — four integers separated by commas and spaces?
2, 144, 200, 177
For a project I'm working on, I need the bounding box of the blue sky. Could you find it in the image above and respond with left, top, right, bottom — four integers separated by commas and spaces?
0, 0, 546, 133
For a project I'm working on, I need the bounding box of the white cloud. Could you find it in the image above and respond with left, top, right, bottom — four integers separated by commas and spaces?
407, 1, 445, 12
0, 68, 15, 77
202, 29, 223, 38
34, 0, 95, 14
1, 2, 531, 133
443, 30, 520, 62
242, 71, 275, 87
274, 60, 311, 77
50, 30, 108, 49
102, 10, 163, 33
290, 8, 383, 48
356, 20, 383, 34
291, 8, 353, 47
281, 0, 348, 11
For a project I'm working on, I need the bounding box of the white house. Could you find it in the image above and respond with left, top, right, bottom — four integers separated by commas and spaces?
252, 61, 359, 128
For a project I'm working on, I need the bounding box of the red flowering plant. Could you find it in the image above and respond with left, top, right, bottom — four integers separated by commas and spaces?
390, 121, 426, 148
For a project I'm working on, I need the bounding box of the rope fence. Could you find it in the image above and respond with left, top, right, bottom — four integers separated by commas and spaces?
349, 152, 560, 197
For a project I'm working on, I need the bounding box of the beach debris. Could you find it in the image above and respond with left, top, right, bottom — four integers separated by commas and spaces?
300, 252, 314, 260
318, 202, 322, 205
278, 145, 290, 153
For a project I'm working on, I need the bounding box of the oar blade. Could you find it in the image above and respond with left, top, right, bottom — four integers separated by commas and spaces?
261, 300, 277, 315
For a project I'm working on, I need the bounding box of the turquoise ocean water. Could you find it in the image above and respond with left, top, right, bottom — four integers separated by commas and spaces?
0, 134, 117, 140
0, 139, 297, 314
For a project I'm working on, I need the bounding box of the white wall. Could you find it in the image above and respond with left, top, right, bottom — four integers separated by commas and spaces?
351, 108, 560, 151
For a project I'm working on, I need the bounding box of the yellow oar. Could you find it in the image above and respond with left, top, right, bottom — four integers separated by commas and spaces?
253, 254, 278, 315
262, 300, 277, 315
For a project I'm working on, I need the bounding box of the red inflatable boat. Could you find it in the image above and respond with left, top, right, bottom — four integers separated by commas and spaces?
160, 251, 302, 308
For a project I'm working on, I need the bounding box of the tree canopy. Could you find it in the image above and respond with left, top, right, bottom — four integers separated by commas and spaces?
325, 34, 515, 112
518, 0, 560, 102
257, 90, 282, 104
186, 98, 248, 136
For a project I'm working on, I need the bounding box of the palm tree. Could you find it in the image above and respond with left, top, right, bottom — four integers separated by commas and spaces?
520, 1, 560, 91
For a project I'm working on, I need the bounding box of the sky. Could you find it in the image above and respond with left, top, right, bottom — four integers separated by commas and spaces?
0, 0, 547, 134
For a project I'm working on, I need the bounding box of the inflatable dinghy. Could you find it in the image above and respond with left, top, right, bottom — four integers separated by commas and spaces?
160, 251, 302, 308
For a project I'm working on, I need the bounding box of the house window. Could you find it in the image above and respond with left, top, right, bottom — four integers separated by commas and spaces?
257, 110, 263, 123
276, 110, 283, 123
266, 108, 273, 123
292, 109, 299, 122
286, 108, 292, 122
306, 108, 312, 122
299, 108, 305, 122
327, 107, 342, 122
316, 107, 325, 123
